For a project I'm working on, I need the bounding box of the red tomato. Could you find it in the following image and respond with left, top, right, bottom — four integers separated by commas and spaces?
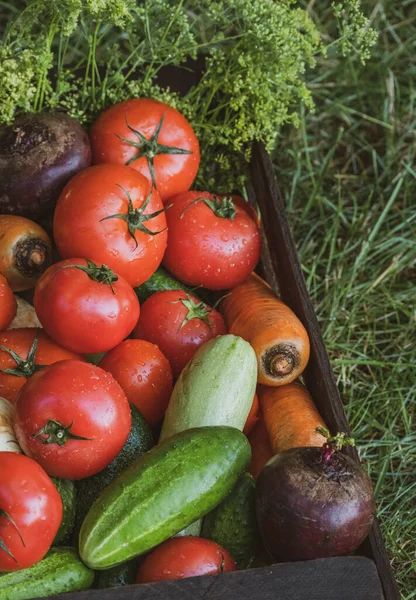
0, 275, 16, 331
90, 98, 200, 203
243, 393, 260, 435
162, 191, 261, 290
13, 360, 131, 480
133, 291, 227, 378
232, 195, 261, 228
53, 165, 167, 287
99, 339, 173, 427
0, 328, 82, 403
137, 536, 236, 583
0, 452, 62, 571
34, 259, 140, 354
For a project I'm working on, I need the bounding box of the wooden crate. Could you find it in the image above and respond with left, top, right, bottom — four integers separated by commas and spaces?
46, 142, 399, 600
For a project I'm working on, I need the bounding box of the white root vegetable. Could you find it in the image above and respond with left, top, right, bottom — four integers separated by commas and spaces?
7, 296, 42, 330
0, 397, 21, 453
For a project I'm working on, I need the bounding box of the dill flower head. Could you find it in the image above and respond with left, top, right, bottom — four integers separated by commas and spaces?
0, 0, 377, 189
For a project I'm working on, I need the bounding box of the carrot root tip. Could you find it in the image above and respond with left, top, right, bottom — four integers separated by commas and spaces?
262, 343, 299, 380
13, 238, 51, 278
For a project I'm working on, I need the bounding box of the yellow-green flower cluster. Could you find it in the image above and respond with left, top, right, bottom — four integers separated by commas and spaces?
0, 0, 377, 190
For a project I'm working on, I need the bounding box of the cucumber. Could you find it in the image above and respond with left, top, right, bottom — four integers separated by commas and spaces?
160, 334, 257, 537
85, 352, 106, 365
79, 426, 251, 570
0, 547, 94, 599
74, 404, 153, 539
95, 558, 139, 589
160, 335, 257, 440
134, 266, 214, 305
202, 472, 260, 569
51, 478, 77, 545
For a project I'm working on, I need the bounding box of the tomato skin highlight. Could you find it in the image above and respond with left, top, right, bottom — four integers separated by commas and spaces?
0, 275, 16, 331
162, 191, 261, 290
137, 536, 236, 583
0, 452, 62, 572
133, 290, 227, 378
0, 328, 83, 403
90, 98, 200, 202
99, 339, 173, 427
13, 360, 132, 480
34, 259, 140, 354
53, 165, 167, 288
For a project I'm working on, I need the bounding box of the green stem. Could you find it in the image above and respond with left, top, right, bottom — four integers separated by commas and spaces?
33, 420, 92, 446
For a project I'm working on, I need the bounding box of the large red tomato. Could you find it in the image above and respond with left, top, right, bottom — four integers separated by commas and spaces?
90, 98, 200, 203
133, 291, 227, 378
0, 275, 16, 331
0, 452, 62, 571
137, 536, 236, 583
99, 339, 173, 427
162, 191, 261, 290
53, 165, 167, 287
0, 328, 82, 403
13, 360, 132, 480
34, 259, 140, 354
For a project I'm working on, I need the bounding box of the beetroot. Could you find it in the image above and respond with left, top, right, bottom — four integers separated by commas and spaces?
256, 433, 375, 561
0, 112, 91, 219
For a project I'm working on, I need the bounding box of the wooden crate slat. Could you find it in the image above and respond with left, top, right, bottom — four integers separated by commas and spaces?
248, 141, 400, 600
43, 557, 383, 600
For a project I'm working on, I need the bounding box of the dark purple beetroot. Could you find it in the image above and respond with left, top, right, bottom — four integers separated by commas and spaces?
0, 112, 91, 219
256, 445, 375, 561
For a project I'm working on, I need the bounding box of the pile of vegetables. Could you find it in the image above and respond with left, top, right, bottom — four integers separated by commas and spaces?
0, 96, 376, 600
0, 0, 377, 191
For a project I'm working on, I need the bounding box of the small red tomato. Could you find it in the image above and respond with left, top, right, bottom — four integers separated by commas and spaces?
53, 165, 167, 287
0, 275, 16, 331
13, 360, 131, 480
34, 258, 140, 354
162, 191, 261, 290
0, 453, 62, 571
243, 393, 260, 436
137, 536, 236, 583
99, 339, 173, 427
133, 291, 227, 378
90, 98, 200, 203
0, 327, 83, 403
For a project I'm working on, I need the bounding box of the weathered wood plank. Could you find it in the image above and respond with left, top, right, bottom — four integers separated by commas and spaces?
44, 557, 383, 600
248, 141, 400, 600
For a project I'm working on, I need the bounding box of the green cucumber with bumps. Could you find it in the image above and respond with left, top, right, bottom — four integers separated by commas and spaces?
74, 403, 154, 540
51, 478, 77, 545
160, 335, 257, 441
95, 558, 139, 589
202, 472, 260, 568
79, 426, 251, 570
134, 266, 214, 305
0, 547, 94, 599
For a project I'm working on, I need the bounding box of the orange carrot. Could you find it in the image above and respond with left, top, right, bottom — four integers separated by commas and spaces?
243, 392, 260, 435
258, 381, 327, 454
0, 215, 52, 291
221, 272, 310, 386
247, 415, 273, 479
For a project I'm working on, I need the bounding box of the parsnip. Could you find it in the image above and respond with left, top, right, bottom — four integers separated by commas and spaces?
0, 397, 21, 453
7, 296, 42, 330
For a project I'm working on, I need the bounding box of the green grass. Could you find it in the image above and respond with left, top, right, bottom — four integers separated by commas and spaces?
274, 1, 416, 596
